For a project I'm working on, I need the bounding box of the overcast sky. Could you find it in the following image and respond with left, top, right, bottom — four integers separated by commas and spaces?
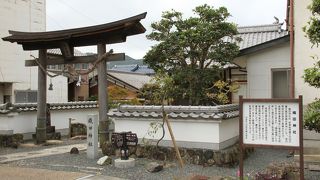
46, 0, 287, 59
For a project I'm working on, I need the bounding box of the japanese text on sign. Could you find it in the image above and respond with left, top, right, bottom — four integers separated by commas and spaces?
243, 102, 299, 147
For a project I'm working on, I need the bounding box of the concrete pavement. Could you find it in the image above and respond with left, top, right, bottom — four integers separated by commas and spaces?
0, 165, 126, 180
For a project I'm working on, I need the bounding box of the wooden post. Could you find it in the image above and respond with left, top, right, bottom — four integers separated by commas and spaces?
163, 111, 184, 168
97, 44, 109, 146
69, 118, 72, 138
36, 49, 47, 143
299, 95, 304, 180
239, 96, 244, 180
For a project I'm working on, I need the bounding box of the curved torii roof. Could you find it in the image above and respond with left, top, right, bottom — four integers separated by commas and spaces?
2, 12, 147, 50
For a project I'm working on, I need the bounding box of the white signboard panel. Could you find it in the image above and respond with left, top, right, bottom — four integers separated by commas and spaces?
242, 102, 299, 147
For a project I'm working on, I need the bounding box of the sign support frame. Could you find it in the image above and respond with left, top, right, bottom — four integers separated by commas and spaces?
239, 95, 303, 180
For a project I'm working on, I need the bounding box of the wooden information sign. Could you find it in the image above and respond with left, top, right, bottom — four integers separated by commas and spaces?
239, 96, 303, 180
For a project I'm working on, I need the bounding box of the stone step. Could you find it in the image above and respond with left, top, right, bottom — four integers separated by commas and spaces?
295, 146, 320, 164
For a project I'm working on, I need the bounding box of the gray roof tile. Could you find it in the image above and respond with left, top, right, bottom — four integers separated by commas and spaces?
0, 101, 98, 114
224, 23, 289, 51
109, 105, 239, 120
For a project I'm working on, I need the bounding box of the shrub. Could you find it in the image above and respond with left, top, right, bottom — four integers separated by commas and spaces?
304, 99, 320, 132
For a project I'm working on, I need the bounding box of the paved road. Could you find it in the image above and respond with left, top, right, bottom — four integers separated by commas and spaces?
0, 165, 125, 180
0, 143, 126, 180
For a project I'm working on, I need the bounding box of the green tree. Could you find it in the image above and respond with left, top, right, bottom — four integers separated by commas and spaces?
144, 4, 240, 105
303, 0, 320, 132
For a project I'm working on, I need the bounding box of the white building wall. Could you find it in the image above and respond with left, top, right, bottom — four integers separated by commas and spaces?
114, 118, 221, 144
0, 0, 68, 103
0, 108, 98, 138
114, 117, 239, 150
295, 0, 320, 105
246, 43, 290, 98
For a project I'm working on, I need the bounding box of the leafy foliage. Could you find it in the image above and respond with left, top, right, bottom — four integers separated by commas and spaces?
144, 4, 240, 105
207, 80, 239, 105
303, 56, 320, 88
108, 85, 130, 100
303, 0, 320, 46
303, 0, 320, 132
304, 100, 320, 132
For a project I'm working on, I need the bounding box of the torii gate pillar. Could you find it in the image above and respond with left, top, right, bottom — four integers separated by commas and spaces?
36, 49, 47, 143
97, 44, 109, 145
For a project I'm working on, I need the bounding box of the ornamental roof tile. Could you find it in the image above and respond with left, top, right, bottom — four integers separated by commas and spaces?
0, 101, 98, 114
107, 104, 239, 120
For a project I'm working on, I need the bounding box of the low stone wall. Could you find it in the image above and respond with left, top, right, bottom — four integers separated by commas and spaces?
102, 142, 254, 167
70, 123, 87, 137
0, 133, 23, 147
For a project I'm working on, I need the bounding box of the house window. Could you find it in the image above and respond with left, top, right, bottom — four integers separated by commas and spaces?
15, 90, 37, 103
47, 65, 55, 70
3, 95, 11, 103
75, 64, 81, 70
272, 69, 290, 98
82, 63, 88, 70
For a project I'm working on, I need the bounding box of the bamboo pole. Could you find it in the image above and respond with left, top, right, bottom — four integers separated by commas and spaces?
163, 111, 184, 168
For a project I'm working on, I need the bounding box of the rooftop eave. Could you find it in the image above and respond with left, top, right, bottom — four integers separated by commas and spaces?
238, 35, 290, 57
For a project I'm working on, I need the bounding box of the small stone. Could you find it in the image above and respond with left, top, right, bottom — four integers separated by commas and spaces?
10, 142, 18, 149
70, 147, 79, 154
207, 159, 215, 166
153, 151, 166, 161
203, 150, 214, 160
213, 152, 222, 166
192, 155, 200, 165
224, 153, 232, 164
101, 141, 116, 156
146, 162, 163, 173
128, 146, 137, 155
45, 140, 63, 145
97, 156, 112, 166
70, 135, 87, 140
309, 164, 320, 171
135, 145, 145, 158
115, 149, 121, 157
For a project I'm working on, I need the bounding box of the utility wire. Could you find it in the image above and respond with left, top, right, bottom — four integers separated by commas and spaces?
56, 0, 99, 24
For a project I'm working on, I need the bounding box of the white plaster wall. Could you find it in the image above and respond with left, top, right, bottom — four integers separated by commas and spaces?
0, 108, 98, 135
114, 118, 226, 144
295, 0, 320, 105
219, 117, 239, 143
0, 85, 4, 104
246, 43, 290, 98
47, 75, 68, 103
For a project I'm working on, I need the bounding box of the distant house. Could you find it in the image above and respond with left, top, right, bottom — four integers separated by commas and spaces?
231, 0, 320, 105
228, 23, 289, 103
47, 49, 90, 102
89, 56, 154, 100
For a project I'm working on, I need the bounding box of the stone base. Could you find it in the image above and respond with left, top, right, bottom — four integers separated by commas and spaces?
114, 158, 135, 168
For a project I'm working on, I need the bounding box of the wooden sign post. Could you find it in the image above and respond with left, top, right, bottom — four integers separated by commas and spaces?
239, 96, 303, 180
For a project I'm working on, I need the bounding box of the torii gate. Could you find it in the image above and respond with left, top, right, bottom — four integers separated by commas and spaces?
2, 13, 147, 144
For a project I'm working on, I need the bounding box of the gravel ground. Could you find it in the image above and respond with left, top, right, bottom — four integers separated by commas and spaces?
4, 147, 320, 180
0, 138, 86, 156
